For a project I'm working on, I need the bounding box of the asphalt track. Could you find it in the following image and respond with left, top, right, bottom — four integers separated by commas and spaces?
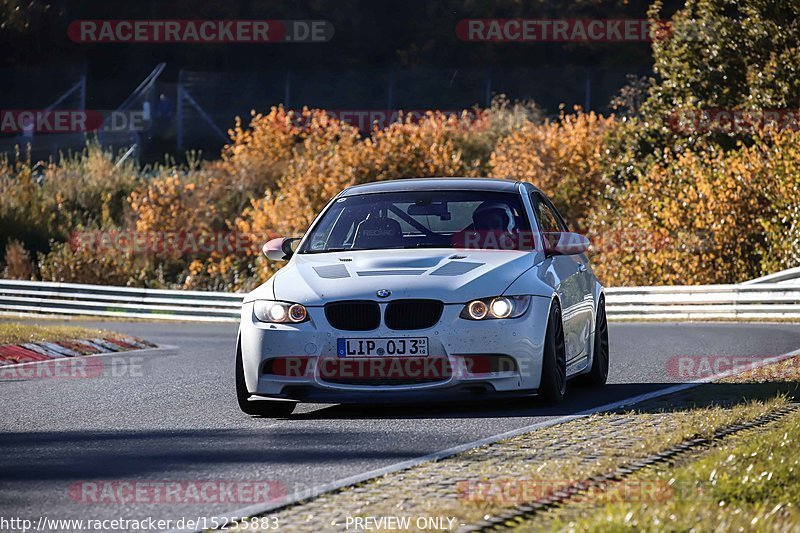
2, 320, 800, 529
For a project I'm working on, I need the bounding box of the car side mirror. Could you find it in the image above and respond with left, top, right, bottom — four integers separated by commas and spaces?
263, 237, 301, 261
542, 232, 590, 256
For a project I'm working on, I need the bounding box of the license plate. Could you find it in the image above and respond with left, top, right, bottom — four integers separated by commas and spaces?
337, 337, 428, 357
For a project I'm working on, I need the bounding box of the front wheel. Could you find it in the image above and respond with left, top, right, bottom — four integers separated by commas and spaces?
236, 339, 296, 417
539, 301, 567, 404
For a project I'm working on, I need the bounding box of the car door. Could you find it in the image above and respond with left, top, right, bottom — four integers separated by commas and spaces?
530, 192, 593, 371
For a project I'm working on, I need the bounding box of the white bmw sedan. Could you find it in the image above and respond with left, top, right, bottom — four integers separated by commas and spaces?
236, 178, 608, 417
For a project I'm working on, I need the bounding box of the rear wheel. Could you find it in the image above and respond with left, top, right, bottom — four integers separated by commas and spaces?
539, 301, 567, 404
582, 297, 609, 387
236, 339, 296, 417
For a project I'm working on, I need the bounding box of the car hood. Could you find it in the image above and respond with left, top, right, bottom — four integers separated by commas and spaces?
245, 249, 540, 305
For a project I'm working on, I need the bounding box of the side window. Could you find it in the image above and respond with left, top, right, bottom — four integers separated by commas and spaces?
531, 193, 566, 232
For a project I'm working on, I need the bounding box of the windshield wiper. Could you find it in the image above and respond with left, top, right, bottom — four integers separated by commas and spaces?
413, 243, 454, 248
302, 247, 349, 254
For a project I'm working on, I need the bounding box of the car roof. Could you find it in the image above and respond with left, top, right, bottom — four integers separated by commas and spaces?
340, 177, 532, 196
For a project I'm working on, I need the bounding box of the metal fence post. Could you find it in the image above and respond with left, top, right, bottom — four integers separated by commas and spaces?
485, 68, 492, 107
584, 70, 591, 110
176, 81, 184, 152
386, 68, 395, 112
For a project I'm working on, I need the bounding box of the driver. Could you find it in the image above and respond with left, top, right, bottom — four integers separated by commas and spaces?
472, 202, 517, 232
449, 201, 519, 250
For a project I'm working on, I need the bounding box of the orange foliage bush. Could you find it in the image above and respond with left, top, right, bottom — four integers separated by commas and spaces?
238, 109, 369, 239
12, 100, 800, 291
128, 107, 302, 254
588, 130, 800, 286
240, 109, 474, 235
236, 109, 477, 282
123, 167, 268, 290
491, 110, 616, 229
2, 239, 34, 280
37, 241, 157, 287
129, 172, 210, 235
220, 106, 300, 192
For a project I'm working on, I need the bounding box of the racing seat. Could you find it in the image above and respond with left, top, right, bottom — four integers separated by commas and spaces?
353, 215, 404, 249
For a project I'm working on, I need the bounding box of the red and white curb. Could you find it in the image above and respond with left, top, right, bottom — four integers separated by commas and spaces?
0, 337, 157, 366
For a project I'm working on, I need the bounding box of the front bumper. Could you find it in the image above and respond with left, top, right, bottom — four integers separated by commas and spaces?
239, 297, 551, 403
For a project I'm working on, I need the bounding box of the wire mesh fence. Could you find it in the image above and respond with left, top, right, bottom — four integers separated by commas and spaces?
2, 65, 647, 161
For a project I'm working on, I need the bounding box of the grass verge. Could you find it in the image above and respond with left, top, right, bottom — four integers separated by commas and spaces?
513, 356, 800, 532
239, 362, 800, 531
542, 406, 800, 532
446, 397, 790, 526
0, 323, 124, 345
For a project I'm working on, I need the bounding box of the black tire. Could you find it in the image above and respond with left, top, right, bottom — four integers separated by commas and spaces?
583, 297, 610, 387
539, 301, 567, 404
236, 339, 296, 418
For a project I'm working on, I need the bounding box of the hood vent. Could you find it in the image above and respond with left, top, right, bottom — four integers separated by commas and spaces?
357, 269, 426, 276
430, 261, 483, 277
313, 264, 351, 279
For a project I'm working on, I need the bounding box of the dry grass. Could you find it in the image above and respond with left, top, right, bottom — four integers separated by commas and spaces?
248, 396, 790, 531
0, 323, 120, 344
541, 406, 800, 533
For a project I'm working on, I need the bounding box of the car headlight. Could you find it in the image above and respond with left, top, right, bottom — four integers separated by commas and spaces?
253, 300, 309, 323
460, 296, 531, 320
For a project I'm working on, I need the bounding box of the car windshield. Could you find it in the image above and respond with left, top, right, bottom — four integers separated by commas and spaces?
299, 190, 532, 253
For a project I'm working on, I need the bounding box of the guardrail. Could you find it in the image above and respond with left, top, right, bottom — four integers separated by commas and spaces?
0, 280, 242, 322
606, 284, 800, 320
742, 266, 800, 286
1, 279, 799, 322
